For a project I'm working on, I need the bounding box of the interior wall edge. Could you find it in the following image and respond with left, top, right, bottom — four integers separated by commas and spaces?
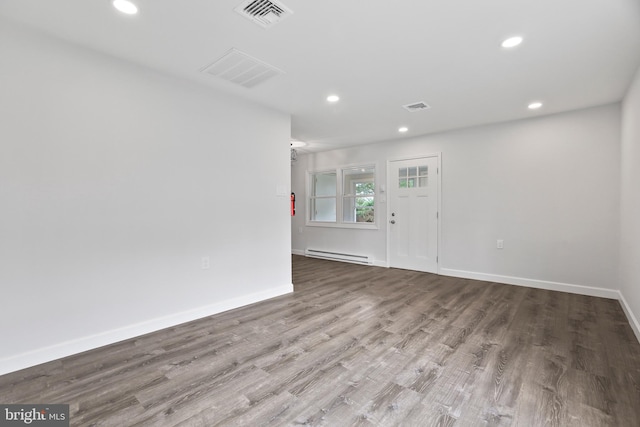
0, 284, 293, 377
619, 290, 640, 343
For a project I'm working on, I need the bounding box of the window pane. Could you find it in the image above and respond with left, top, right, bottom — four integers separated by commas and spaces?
399, 168, 407, 179
356, 197, 374, 222
313, 172, 336, 197
419, 166, 428, 176
343, 167, 375, 195
342, 196, 375, 223
408, 167, 417, 178
399, 179, 407, 188
419, 177, 428, 187
355, 182, 374, 195
311, 198, 336, 221
342, 196, 356, 222
342, 165, 375, 223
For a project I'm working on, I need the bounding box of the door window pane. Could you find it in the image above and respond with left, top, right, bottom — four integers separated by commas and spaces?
419, 165, 428, 187
400, 165, 429, 188
399, 167, 407, 188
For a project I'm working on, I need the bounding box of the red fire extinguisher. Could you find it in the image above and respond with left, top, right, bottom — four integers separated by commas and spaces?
291, 192, 296, 216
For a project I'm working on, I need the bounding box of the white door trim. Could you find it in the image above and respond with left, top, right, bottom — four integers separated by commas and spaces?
386, 153, 442, 274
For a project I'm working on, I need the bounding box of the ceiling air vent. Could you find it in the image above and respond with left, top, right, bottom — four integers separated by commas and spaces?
200, 48, 284, 88
403, 101, 431, 112
234, 0, 293, 29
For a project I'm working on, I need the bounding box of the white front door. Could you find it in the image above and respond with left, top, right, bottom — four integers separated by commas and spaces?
388, 156, 439, 273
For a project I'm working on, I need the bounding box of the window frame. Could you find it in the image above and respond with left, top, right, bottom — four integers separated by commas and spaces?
308, 170, 337, 223
306, 164, 378, 229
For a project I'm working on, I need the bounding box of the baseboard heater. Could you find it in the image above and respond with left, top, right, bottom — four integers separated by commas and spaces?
305, 249, 373, 265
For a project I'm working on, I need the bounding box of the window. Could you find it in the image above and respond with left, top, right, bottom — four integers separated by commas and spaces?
308, 165, 376, 227
309, 171, 336, 222
398, 165, 428, 188
342, 167, 375, 223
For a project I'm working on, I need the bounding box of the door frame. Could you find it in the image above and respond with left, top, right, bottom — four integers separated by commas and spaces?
386, 153, 442, 274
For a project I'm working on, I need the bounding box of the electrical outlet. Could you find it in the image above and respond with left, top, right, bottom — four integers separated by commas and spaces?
497, 239, 504, 249
201, 256, 210, 269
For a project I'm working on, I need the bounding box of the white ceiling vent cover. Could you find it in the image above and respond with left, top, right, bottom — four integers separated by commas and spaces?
200, 48, 284, 88
403, 101, 431, 112
234, 0, 293, 29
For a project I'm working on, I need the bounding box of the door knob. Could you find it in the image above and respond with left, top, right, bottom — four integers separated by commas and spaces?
390, 220, 396, 224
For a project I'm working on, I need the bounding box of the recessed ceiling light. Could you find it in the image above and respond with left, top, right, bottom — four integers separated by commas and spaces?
398, 127, 409, 133
326, 95, 340, 103
528, 101, 543, 110
112, 0, 138, 15
501, 36, 523, 48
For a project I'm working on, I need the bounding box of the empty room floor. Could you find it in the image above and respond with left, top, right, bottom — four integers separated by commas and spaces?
1, 255, 639, 426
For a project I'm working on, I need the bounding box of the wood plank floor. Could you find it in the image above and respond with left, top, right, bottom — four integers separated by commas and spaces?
1, 255, 639, 426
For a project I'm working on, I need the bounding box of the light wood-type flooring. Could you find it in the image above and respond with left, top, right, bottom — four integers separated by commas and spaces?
1, 256, 640, 426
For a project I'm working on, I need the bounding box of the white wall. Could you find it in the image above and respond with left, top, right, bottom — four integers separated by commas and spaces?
620, 65, 640, 338
0, 20, 292, 375
293, 104, 621, 295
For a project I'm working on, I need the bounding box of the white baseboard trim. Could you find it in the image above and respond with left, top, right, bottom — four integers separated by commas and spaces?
440, 268, 619, 300
372, 260, 388, 268
291, 249, 305, 256
618, 291, 640, 343
0, 284, 293, 376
